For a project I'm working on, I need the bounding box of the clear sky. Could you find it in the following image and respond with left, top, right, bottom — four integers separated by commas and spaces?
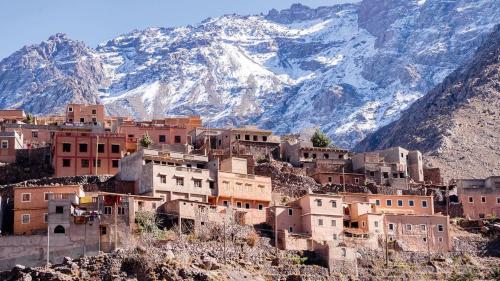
0, 0, 355, 59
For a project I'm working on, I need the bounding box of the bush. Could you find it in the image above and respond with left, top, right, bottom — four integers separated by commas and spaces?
135, 211, 165, 239
287, 254, 308, 265
310, 129, 331, 147
139, 134, 153, 148
448, 268, 478, 281
491, 267, 500, 281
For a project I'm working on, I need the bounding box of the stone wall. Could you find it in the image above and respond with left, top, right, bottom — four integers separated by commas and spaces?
0, 147, 53, 185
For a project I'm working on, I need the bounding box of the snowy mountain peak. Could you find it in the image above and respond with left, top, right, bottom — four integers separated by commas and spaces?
0, 1, 499, 148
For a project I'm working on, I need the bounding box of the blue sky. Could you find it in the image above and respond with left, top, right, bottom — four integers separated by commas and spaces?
0, 0, 354, 59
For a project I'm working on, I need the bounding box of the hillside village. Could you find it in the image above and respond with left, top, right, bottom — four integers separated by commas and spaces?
0, 104, 499, 280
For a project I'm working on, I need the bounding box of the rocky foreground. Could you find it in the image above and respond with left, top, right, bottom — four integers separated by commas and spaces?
1, 222, 499, 281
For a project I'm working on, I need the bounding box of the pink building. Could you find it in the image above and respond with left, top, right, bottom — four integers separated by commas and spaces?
65, 104, 105, 125
0, 131, 23, 163
456, 177, 500, 219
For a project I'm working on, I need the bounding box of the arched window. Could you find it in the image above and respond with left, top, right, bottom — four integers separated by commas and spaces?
54, 225, 65, 234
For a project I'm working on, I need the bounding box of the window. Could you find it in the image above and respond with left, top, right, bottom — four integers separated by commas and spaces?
316, 199, 322, 207
63, 159, 71, 167
44, 213, 48, 223
333, 234, 337, 240
80, 118, 85, 123
21, 193, 31, 202
174, 136, 181, 143
406, 224, 412, 231
21, 214, 30, 224
370, 171, 375, 177
422, 200, 428, 208
409, 200, 414, 207
54, 225, 65, 234
245, 203, 250, 209
383, 172, 389, 179
262, 136, 267, 141
159, 175, 166, 184
258, 204, 263, 210
80, 159, 89, 168
386, 199, 392, 206
420, 224, 426, 231
1, 140, 8, 149
112, 160, 119, 168
362, 221, 366, 227
468, 197, 474, 203
375, 199, 380, 206
341, 248, 346, 257
118, 207, 126, 215
323, 153, 329, 159
354, 178, 359, 184
55, 206, 64, 214
438, 237, 443, 242
193, 179, 202, 188
92, 109, 97, 115
331, 220, 336, 227
479, 213, 485, 219
423, 237, 427, 242
159, 135, 166, 143
62, 143, 71, 152
288, 208, 293, 216
31, 131, 38, 138
44, 192, 52, 201
318, 219, 323, 226
223, 201, 229, 207
93, 159, 101, 167
328, 177, 332, 183
68, 107, 73, 112
397, 200, 403, 207
235, 134, 240, 140
209, 181, 215, 189
312, 154, 317, 159
97, 144, 105, 153
481, 196, 486, 203
288, 226, 293, 233
374, 221, 379, 228
104, 206, 112, 215
437, 224, 444, 232
253, 135, 258, 141
176, 177, 184, 186
331, 200, 337, 208
236, 202, 242, 208
304, 152, 309, 158
244, 135, 250, 141
100, 226, 107, 235
111, 144, 120, 153
393, 173, 398, 178
497, 198, 500, 204
388, 223, 394, 231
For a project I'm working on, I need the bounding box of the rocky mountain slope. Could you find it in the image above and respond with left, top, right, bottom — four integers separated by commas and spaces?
0, 1, 499, 147
354, 25, 500, 181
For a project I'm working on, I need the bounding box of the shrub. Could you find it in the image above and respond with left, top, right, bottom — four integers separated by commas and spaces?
139, 134, 153, 148
311, 129, 331, 147
287, 254, 308, 265
245, 231, 259, 247
491, 267, 500, 281
448, 268, 478, 281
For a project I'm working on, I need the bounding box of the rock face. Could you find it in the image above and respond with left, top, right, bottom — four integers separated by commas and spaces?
0, 1, 499, 147
354, 25, 500, 181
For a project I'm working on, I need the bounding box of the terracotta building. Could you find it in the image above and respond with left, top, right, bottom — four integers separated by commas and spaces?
53, 132, 127, 177
0, 131, 23, 163
455, 176, 500, 219
117, 122, 193, 148
13, 185, 84, 235
282, 140, 349, 167
309, 159, 366, 186
65, 104, 105, 125
0, 109, 26, 124
4, 124, 59, 148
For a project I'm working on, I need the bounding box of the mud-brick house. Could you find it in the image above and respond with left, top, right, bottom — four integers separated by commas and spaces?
455, 176, 500, 219
282, 140, 349, 168
0, 131, 23, 163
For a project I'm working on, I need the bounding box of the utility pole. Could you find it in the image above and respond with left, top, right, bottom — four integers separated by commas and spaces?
223, 213, 227, 264
83, 220, 87, 256
426, 219, 431, 262
445, 184, 449, 216
342, 166, 346, 192
274, 201, 278, 257
47, 224, 50, 266
114, 201, 118, 250
95, 135, 99, 176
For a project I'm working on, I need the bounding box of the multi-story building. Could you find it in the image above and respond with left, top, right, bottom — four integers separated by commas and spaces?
309, 159, 366, 186
13, 185, 84, 235
4, 124, 59, 148
0, 131, 23, 163
352, 147, 424, 189
65, 104, 105, 125
455, 176, 500, 219
53, 132, 127, 177
0, 109, 26, 124
282, 140, 349, 167
117, 122, 193, 148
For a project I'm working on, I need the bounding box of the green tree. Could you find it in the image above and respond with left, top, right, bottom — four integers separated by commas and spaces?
139, 133, 153, 148
311, 129, 331, 147
25, 113, 35, 124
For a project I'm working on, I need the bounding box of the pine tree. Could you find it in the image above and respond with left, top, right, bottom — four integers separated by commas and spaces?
311, 129, 331, 147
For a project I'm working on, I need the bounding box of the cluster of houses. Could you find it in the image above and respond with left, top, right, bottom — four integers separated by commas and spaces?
0, 104, 499, 269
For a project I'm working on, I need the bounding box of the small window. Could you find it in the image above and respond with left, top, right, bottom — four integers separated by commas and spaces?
258, 204, 263, 210
174, 136, 181, 143
223, 201, 229, 207
244, 135, 250, 141
78, 143, 88, 153
481, 196, 486, 203
44, 213, 48, 223
323, 153, 329, 159
253, 135, 258, 141
422, 200, 428, 208
375, 199, 380, 206
55, 206, 64, 214
383, 172, 389, 179
100, 226, 107, 235
374, 221, 379, 228
262, 136, 267, 142
62, 143, 71, 152
386, 199, 392, 206
21, 193, 31, 202
333, 234, 337, 240
93, 159, 101, 167
354, 178, 359, 184
104, 206, 112, 215
393, 173, 398, 178
68, 107, 73, 112
370, 171, 375, 177
438, 237, 443, 242
63, 159, 71, 167
112, 159, 119, 168
44, 192, 52, 201
176, 177, 184, 186
54, 225, 65, 234
159, 175, 166, 184
159, 135, 166, 143
341, 248, 346, 257
331, 220, 336, 227
409, 200, 414, 207
1, 140, 8, 149
316, 199, 322, 207
468, 197, 474, 203
236, 202, 242, 208
32, 131, 38, 138
420, 224, 426, 231
328, 177, 332, 182
21, 214, 30, 224
406, 224, 412, 231
388, 223, 394, 231
331, 200, 337, 208
118, 206, 126, 215
245, 203, 250, 209
209, 181, 215, 189
423, 237, 427, 242
193, 179, 202, 188
312, 154, 317, 159
92, 109, 97, 115
437, 224, 444, 232
111, 144, 120, 153
304, 152, 309, 158
397, 200, 403, 207
318, 219, 323, 226
97, 144, 105, 153
496, 198, 500, 204
80, 118, 85, 123
81, 159, 89, 168
479, 213, 485, 219
288, 208, 293, 216
288, 226, 293, 233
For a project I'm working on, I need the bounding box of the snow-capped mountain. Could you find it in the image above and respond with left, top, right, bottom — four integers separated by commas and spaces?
0, 0, 498, 148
